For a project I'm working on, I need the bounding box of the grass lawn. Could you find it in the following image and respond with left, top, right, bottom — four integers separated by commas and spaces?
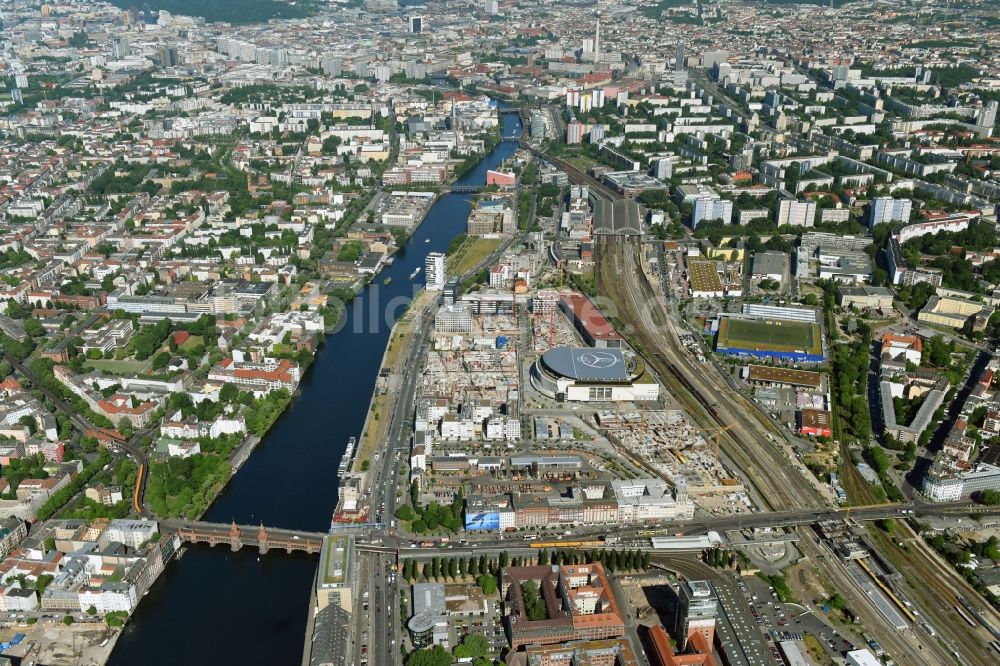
447, 237, 501, 276
322, 536, 350, 584
564, 155, 597, 173
178, 334, 204, 351
718, 317, 821, 354
84, 358, 152, 375
803, 634, 832, 665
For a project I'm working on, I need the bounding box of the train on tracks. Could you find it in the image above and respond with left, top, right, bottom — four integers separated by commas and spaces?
529, 539, 607, 549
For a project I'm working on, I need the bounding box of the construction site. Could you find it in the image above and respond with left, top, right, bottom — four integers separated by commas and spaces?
593, 409, 754, 516
408, 230, 752, 528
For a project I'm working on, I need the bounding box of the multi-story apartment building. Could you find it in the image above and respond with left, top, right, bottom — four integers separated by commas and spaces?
207, 357, 301, 396
0, 517, 27, 559
923, 456, 1000, 502
501, 563, 624, 649
425, 252, 446, 291
776, 199, 816, 227
566, 119, 584, 144
892, 212, 972, 244
691, 196, 733, 228
104, 520, 159, 550
917, 294, 994, 331
868, 197, 912, 227
52, 366, 158, 427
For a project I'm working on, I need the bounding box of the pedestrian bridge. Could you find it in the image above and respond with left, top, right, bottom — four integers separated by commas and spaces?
166, 520, 326, 555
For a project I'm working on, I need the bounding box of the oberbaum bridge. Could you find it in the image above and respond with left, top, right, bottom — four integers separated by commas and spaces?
166, 519, 325, 555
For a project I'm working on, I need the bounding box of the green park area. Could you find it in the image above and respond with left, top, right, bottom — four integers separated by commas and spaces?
448, 236, 501, 276
178, 334, 204, 351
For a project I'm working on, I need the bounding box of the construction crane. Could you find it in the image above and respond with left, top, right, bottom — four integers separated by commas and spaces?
548, 304, 555, 347
705, 424, 735, 460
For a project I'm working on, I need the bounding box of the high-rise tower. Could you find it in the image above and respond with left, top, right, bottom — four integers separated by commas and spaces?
594, 12, 601, 63
675, 580, 718, 651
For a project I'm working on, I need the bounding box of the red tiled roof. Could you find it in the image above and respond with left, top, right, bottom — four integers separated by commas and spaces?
881, 332, 923, 352
560, 294, 621, 341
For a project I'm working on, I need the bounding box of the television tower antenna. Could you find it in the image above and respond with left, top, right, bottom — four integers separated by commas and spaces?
594, 10, 602, 65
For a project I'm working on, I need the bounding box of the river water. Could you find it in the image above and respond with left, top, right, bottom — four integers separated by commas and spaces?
107, 109, 522, 665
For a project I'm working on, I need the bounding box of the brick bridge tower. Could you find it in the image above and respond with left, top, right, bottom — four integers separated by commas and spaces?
228, 521, 242, 552
258, 523, 269, 555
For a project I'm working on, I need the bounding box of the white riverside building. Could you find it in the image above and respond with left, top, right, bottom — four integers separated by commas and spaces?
425, 252, 446, 291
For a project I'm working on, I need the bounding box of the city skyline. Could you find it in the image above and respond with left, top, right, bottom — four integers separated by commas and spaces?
0, 1, 997, 665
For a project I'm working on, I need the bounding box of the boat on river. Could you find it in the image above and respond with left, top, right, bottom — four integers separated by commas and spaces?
337, 437, 356, 477
410, 267, 421, 279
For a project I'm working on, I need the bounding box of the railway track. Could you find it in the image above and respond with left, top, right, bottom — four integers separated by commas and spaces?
593, 236, 1000, 664
793, 526, 953, 666
594, 237, 1000, 664
526, 148, 619, 201
595, 236, 823, 512
867, 524, 1000, 666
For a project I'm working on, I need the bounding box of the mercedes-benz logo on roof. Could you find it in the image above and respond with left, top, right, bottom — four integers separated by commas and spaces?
578, 351, 620, 369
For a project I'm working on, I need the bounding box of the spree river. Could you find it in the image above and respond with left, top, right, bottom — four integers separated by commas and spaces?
108, 108, 522, 665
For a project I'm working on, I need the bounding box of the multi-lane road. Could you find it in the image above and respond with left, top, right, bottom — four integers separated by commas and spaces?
362, 304, 429, 666
357, 222, 524, 665
352, 501, 998, 557
654, 555, 774, 666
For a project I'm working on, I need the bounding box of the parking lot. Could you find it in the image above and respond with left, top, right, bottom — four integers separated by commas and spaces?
452, 597, 505, 651
740, 575, 857, 660
712, 575, 778, 666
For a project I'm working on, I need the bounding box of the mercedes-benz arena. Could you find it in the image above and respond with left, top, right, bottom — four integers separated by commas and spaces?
529, 346, 659, 402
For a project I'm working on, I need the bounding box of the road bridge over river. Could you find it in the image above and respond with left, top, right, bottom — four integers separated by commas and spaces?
163, 520, 325, 554
164, 500, 997, 557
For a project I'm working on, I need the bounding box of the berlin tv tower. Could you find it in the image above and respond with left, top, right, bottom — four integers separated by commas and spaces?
594, 10, 601, 64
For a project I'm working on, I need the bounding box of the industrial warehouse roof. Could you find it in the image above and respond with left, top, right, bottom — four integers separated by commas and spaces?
560, 293, 622, 341
751, 251, 787, 276
746, 365, 822, 388
540, 347, 628, 382
687, 258, 723, 294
